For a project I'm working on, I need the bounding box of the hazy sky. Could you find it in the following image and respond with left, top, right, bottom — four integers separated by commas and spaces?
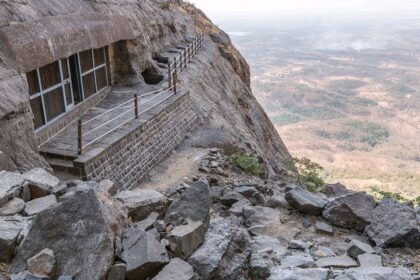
190, 0, 420, 17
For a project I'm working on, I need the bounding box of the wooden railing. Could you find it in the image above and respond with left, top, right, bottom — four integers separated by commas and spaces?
77, 33, 204, 155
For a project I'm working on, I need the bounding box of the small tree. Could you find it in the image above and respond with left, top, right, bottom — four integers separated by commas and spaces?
284, 157, 325, 192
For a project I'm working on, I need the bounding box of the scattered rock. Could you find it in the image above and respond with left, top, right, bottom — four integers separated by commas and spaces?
347, 239, 375, 258
323, 192, 376, 231
114, 189, 168, 222
220, 190, 247, 207
164, 180, 211, 227
288, 239, 310, 250
357, 253, 382, 267
0, 219, 21, 263
0, 171, 25, 207
280, 253, 314, 268
188, 217, 249, 280
315, 256, 358, 268
23, 195, 57, 216
136, 212, 159, 231
312, 246, 336, 259
285, 187, 327, 215
23, 168, 59, 199
266, 195, 293, 210
165, 220, 205, 259
107, 263, 127, 280
243, 205, 281, 233
314, 221, 334, 236
57, 276, 73, 280
11, 191, 116, 280
335, 267, 414, 280
99, 179, 117, 196
230, 199, 252, 216
268, 267, 331, 280
121, 228, 169, 280
0, 198, 25, 216
152, 258, 193, 280
27, 248, 55, 277
320, 183, 348, 197
365, 199, 420, 248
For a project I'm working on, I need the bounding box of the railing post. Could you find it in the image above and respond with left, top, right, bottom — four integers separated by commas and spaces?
173, 70, 177, 94
168, 59, 172, 88
173, 58, 177, 94
134, 93, 139, 119
184, 49, 187, 69
78, 119, 83, 155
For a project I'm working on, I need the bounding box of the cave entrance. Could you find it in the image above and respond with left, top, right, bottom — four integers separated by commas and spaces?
142, 66, 164, 85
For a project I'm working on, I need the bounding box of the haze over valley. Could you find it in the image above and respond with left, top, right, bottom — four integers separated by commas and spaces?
220, 14, 420, 198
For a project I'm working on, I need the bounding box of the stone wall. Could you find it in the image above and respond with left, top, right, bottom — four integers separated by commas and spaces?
74, 90, 199, 190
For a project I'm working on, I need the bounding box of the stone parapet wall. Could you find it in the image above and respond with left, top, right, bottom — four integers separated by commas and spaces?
74, 90, 199, 190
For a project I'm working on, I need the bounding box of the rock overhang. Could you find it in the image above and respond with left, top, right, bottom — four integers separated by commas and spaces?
0, 12, 138, 73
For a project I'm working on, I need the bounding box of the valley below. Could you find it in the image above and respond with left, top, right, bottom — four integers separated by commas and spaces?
224, 14, 420, 199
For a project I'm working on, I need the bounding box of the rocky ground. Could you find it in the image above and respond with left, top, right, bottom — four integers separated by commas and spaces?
0, 148, 419, 280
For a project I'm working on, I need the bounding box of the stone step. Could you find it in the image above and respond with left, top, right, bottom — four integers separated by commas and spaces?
45, 157, 82, 178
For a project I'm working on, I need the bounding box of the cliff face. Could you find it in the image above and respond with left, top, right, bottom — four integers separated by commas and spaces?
0, 0, 292, 176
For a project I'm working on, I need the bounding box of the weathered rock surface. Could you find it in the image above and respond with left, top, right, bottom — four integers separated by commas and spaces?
23, 195, 57, 216
220, 190, 247, 206
11, 191, 116, 279
188, 216, 250, 280
365, 199, 420, 248
243, 205, 281, 234
114, 189, 168, 222
347, 240, 375, 258
164, 180, 211, 227
315, 256, 358, 268
335, 267, 414, 280
121, 227, 169, 280
107, 263, 127, 280
357, 253, 382, 267
322, 192, 376, 231
27, 248, 55, 277
0, 219, 21, 263
23, 169, 59, 199
0, 171, 25, 207
0, 198, 25, 216
152, 258, 194, 280
285, 187, 327, 215
165, 220, 205, 259
321, 183, 348, 197
268, 268, 331, 280
314, 221, 334, 236
280, 253, 314, 268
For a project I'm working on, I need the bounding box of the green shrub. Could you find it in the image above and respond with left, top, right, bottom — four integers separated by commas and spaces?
369, 186, 416, 204
284, 157, 325, 192
230, 154, 263, 176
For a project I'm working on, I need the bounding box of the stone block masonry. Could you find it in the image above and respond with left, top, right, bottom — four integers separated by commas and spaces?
73, 90, 199, 190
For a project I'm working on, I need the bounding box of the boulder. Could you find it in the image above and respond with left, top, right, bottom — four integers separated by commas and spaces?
107, 263, 127, 280
250, 235, 288, 279
288, 239, 310, 250
285, 187, 327, 215
188, 217, 250, 280
320, 183, 348, 197
164, 180, 211, 227
315, 256, 358, 268
99, 180, 117, 196
280, 253, 314, 268
0, 171, 26, 207
266, 195, 293, 210
314, 221, 334, 236
114, 189, 168, 222
136, 212, 159, 231
11, 191, 116, 280
243, 205, 281, 234
347, 240, 375, 258
365, 199, 420, 248
152, 258, 194, 280
235, 185, 265, 204
230, 199, 252, 216
0, 219, 22, 263
0, 198, 25, 216
23, 195, 57, 216
335, 267, 414, 280
27, 248, 55, 277
165, 220, 206, 259
220, 190, 247, 207
23, 168, 59, 199
268, 268, 331, 280
357, 253, 382, 267
322, 192, 376, 231
121, 228, 169, 280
